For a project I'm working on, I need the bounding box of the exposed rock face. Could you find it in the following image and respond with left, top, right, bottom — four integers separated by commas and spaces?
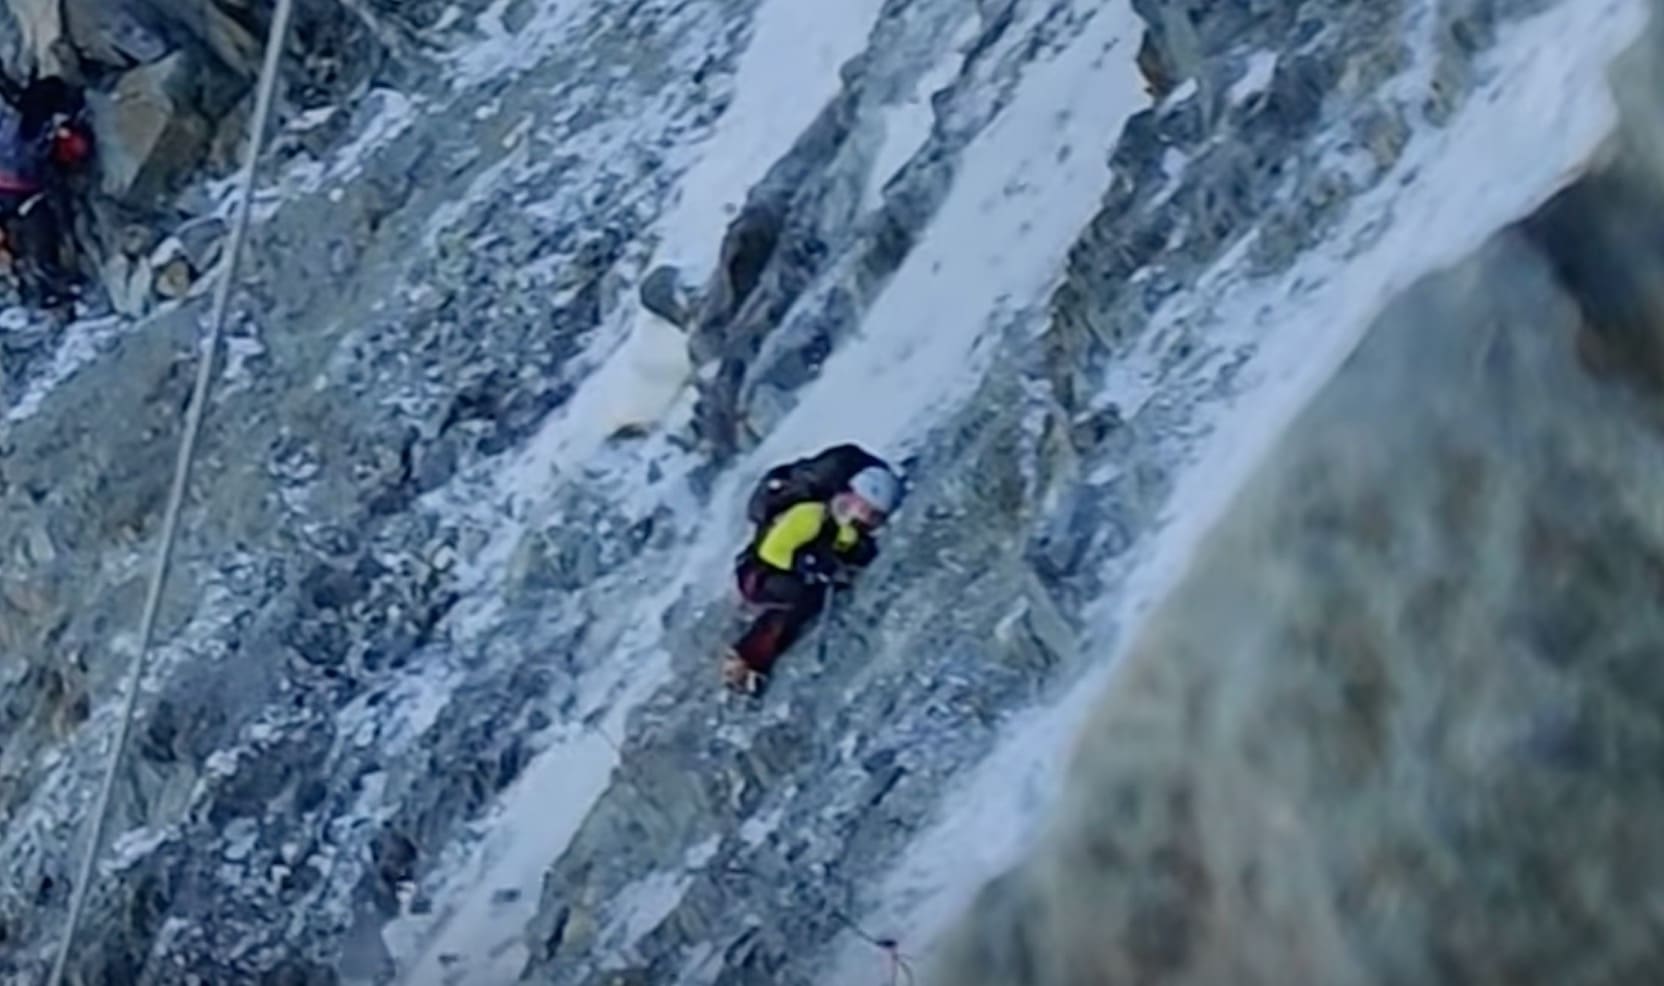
923, 7, 1664, 984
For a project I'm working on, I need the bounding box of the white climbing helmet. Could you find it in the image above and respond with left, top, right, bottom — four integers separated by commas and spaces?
847, 466, 901, 514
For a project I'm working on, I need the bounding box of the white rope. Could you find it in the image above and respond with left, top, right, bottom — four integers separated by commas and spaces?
45, 0, 296, 981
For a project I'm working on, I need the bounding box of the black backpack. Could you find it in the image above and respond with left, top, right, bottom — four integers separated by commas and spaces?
745, 443, 887, 527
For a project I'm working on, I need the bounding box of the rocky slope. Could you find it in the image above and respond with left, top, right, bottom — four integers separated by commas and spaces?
0, 0, 1652, 984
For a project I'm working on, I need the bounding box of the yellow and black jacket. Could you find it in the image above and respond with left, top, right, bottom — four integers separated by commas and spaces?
747, 500, 878, 577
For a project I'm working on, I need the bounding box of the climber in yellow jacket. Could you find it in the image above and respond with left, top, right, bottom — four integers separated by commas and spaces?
723, 454, 902, 695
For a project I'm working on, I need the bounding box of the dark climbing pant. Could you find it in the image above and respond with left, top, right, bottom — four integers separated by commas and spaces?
732, 558, 830, 675
2, 185, 75, 306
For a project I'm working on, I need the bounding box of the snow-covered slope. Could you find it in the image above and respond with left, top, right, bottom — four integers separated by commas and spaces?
0, 0, 1651, 983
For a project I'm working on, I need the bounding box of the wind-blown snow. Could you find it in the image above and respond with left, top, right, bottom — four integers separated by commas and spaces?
823, 0, 1646, 976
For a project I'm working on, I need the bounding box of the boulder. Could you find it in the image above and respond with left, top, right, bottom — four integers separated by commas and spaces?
60, 0, 257, 78
639, 264, 693, 329
86, 52, 212, 205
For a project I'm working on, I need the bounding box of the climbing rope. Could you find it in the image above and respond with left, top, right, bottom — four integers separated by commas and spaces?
45, 0, 296, 982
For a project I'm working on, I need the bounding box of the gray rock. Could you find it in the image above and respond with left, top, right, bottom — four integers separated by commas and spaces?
173, 215, 227, 273
87, 52, 213, 205
639, 263, 693, 328
58, 0, 172, 69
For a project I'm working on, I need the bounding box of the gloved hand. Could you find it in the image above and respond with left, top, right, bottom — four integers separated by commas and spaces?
794, 551, 833, 584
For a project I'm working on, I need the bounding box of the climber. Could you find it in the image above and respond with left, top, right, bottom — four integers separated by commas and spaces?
722, 444, 903, 695
0, 74, 93, 306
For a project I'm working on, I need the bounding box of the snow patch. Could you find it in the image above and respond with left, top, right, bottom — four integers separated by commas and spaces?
1164, 77, 1198, 104
447, 0, 600, 90
386, 641, 671, 986
4, 312, 125, 423
504, 306, 692, 490
674, 942, 724, 986
740, 805, 786, 847
1230, 50, 1279, 103
684, 835, 723, 869
210, 88, 421, 223
420, 117, 534, 249
862, 18, 979, 211
8, 87, 420, 425
652, 0, 889, 275
385, 725, 619, 985
108, 826, 172, 873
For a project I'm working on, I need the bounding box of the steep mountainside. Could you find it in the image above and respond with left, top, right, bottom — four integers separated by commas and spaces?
0, 0, 1653, 984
